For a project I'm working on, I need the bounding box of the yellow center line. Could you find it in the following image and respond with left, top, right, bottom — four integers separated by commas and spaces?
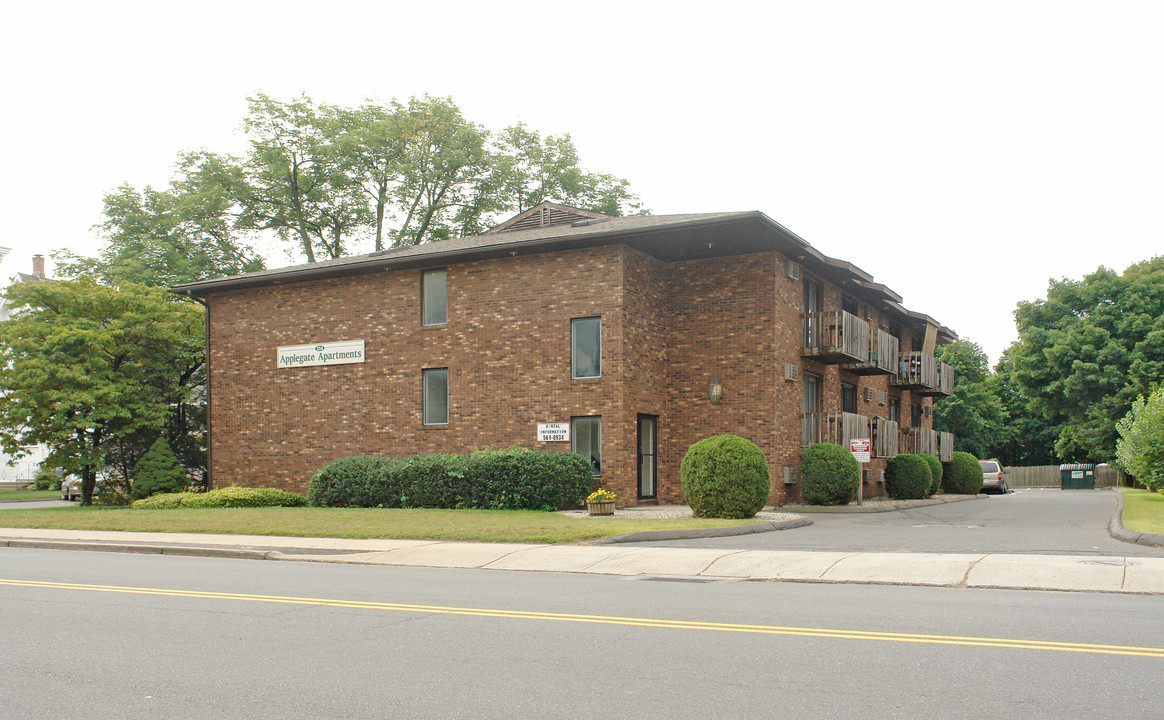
3, 578, 1162, 658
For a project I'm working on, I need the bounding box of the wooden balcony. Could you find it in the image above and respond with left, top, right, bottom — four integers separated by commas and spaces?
913, 361, 955, 398
872, 417, 899, 458
844, 328, 900, 376
802, 310, 871, 364
900, 427, 939, 456
939, 431, 954, 462
802, 411, 869, 448
892, 352, 938, 392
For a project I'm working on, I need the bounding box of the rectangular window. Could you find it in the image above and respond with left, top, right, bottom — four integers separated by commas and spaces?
422, 269, 447, 326
802, 372, 821, 446
572, 416, 602, 477
803, 278, 821, 347
571, 317, 601, 379
423, 368, 448, 425
888, 397, 901, 423
842, 383, 858, 414
911, 402, 922, 427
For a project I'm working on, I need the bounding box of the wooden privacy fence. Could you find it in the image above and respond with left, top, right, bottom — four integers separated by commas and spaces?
1003, 464, 1122, 488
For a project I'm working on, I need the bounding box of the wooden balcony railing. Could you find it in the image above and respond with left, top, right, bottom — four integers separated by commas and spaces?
844, 328, 900, 376
872, 417, 899, 458
900, 426, 939, 456
892, 352, 938, 392
803, 310, 871, 364
802, 411, 869, 449
939, 431, 954, 462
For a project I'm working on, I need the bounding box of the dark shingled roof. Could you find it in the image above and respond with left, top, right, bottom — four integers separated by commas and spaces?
170, 206, 955, 342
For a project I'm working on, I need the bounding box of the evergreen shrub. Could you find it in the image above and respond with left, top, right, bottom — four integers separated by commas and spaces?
308, 448, 593, 511
920, 454, 943, 495
942, 451, 984, 494
679, 435, 770, 518
33, 468, 61, 491
132, 437, 191, 499
885, 454, 933, 500
799, 443, 860, 506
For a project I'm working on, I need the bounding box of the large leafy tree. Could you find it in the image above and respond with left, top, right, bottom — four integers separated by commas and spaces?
933, 339, 1008, 459
990, 349, 1061, 466
0, 280, 204, 504
1008, 257, 1164, 462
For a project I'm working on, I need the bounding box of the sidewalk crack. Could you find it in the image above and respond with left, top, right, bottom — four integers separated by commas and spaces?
697, 549, 746, 577
959, 554, 988, 588
819, 553, 857, 579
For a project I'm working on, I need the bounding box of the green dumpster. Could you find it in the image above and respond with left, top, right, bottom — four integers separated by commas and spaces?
1059, 464, 1095, 490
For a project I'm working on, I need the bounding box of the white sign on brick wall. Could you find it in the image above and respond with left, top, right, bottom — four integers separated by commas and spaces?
277, 340, 365, 368
537, 423, 570, 442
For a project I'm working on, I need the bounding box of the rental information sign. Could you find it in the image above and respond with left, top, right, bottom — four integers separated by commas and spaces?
850, 438, 871, 463
537, 423, 570, 442
277, 340, 365, 368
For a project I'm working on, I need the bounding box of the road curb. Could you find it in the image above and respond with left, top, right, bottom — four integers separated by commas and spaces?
593, 517, 813, 544
777, 494, 987, 514
1108, 488, 1164, 548
1, 538, 276, 560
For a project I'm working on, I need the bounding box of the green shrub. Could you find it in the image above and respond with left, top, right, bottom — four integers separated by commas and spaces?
799, 443, 860, 506
308, 448, 593, 511
919, 454, 943, 496
308, 456, 404, 508
885, 454, 933, 500
132, 487, 307, 509
32, 468, 61, 491
180, 487, 307, 508
680, 435, 770, 518
132, 437, 191, 499
1116, 387, 1164, 491
131, 492, 196, 509
942, 451, 983, 494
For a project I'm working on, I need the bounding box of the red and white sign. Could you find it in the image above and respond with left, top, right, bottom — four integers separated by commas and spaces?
850, 438, 871, 463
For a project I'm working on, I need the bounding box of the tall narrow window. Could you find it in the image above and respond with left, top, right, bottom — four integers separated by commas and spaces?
571, 317, 601, 379
842, 383, 858, 414
911, 402, 922, 427
423, 368, 448, 425
572, 416, 602, 477
888, 397, 901, 423
803, 279, 821, 348
422, 269, 447, 326
802, 372, 821, 445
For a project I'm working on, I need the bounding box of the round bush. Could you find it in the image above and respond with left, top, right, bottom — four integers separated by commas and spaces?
32, 468, 60, 491
919, 454, 943, 496
680, 435, 770, 518
800, 443, 860, 506
885, 454, 933, 500
131, 492, 195, 509
942, 451, 983, 494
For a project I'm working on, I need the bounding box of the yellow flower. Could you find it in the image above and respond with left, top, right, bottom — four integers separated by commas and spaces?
587, 488, 617, 502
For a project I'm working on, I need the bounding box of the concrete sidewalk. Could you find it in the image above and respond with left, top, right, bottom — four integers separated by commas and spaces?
2, 528, 1162, 594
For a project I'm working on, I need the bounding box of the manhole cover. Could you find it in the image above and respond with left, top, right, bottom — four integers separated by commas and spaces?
1080, 560, 1136, 567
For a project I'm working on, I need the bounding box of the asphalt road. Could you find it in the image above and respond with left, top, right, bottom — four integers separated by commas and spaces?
1, 548, 1161, 719
644, 489, 1164, 556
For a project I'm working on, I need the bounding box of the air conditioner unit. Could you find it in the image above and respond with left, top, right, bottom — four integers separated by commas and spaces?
783, 467, 798, 484
786, 261, 800, 280
878, 391, 888, 406
876, 469, 886, 483
925, 406, 932, 417
863, 469, 873, 482
783, 363, 800, 382
863, 387, 874, 402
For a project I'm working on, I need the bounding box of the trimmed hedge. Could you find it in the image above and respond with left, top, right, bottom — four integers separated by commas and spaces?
800, 443, 860, 506
885, 454, 932, 500
308, 447, 593, 511
942, 451, 984, 494
680, 435, 770, 518
131, 487, 306, 509
920, 454, 943, 496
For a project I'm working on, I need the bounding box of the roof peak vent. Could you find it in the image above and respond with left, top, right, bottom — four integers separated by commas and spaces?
487, 201, 612, 233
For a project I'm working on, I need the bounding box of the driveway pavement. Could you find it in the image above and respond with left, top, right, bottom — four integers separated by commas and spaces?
639, 488, 1164, 557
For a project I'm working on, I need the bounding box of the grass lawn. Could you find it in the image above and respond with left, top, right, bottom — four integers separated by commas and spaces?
1120, 487, 1164, 535
0, 506, 762, 544
0, 490, 60, 501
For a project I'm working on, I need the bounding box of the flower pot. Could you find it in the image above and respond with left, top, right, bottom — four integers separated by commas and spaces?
587, 500, 615, 516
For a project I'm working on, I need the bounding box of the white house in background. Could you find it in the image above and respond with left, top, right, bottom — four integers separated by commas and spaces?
0, 251, 51, 485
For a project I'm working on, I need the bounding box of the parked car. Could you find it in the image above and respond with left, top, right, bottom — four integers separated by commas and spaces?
60, 477, 107, 501
979, 459, 1008, 494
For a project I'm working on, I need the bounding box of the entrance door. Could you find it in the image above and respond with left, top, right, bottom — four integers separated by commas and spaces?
637, 415, 658, 500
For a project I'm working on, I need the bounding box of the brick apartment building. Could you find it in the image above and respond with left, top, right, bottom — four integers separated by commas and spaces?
173, 202, 956, 507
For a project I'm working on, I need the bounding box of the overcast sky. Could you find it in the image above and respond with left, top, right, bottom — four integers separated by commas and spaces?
2, 1, 1160, 364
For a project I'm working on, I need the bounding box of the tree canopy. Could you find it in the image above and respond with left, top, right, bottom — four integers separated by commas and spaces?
932, 339, 1008, 459
0, 280, 204, 503
1007, 257, 1164, 463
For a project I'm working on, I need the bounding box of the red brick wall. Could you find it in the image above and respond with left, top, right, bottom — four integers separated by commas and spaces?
207, 242, 941, 506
